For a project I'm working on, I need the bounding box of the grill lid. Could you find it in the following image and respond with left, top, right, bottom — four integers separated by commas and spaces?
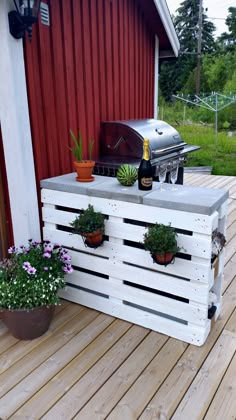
101, 119, 186, 159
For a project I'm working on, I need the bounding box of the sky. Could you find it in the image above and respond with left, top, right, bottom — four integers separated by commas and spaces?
166, 0, 233, 37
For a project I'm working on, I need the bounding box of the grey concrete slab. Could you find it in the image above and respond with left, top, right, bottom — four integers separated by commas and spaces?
143, 182, 229, 215
40, 173, 108, 195
41, 173, 160, 204
88, 178, 159, 203
41, 173, 229, 214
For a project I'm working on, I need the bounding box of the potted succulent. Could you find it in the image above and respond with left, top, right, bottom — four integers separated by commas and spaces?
0, 240, 73, 340
70, 204, 105, 248
143, 223, 180, 266
69, 129, 95, 182
211, 229, 226, 278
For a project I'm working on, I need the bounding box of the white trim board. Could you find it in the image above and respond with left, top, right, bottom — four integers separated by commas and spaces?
154, 0, 180, 57
0, 0, 40, 244
154, 35, 159, 119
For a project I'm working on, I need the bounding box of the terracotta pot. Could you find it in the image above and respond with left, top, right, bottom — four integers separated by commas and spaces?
82, 229, 104, 248
3, 305, 55, 340
153, 252, 175, 266
74, 160, 95, 182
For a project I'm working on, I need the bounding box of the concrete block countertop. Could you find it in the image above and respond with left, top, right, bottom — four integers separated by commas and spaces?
41, 173, 229, 216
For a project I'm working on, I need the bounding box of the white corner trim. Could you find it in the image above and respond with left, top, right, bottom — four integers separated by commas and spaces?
153, 0, 180, 57
154, 36, 159, 120
0, 0, 41, 245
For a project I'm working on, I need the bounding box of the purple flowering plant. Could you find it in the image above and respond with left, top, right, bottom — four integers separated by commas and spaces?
0, 240, 73, 310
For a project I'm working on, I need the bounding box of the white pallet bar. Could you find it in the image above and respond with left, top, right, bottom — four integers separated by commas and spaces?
41, 174, 229, 346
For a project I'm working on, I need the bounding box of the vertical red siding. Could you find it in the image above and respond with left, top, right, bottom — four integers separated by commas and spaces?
24, 0, 155, 184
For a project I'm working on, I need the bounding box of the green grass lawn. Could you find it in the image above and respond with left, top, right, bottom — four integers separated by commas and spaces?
176, 125, 236, 176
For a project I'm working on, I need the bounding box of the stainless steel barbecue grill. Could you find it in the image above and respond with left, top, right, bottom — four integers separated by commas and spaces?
94, 119, 200, 184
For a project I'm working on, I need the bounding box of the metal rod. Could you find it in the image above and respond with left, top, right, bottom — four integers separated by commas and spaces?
215, 94, 218, 144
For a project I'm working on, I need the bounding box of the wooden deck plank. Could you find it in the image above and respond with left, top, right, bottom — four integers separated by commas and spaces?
226, 220, 236, 243
107, 339, 188, 419
194, 176, 231, 191
184, 173, 236, 194
204, 352, 236, 420
222, 260, 236, 293
183, 173, 196, 182
230, 182, 236, 195
12, 319, 132, 418
227, 208, 236, 228
204, 176, 234, 190
171, 330, 236, 420
0, 308, 99, 400
64, 332, 168, 420
41, 326, 153, 419
186, 174, 216, 187
225, 235, 236, 265
0, 332, 19, 355
231, 253, 236, 264
194, 175, 226, 187
224, 307, 236, 334
139, 267, 236, 420
1, 313, 114, 418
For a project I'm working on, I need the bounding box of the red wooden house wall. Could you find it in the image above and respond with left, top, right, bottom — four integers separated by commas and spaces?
24, 0, 155, 185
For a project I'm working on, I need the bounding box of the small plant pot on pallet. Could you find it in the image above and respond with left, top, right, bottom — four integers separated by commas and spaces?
152, 252, 175, 266
82, 229, 104, 248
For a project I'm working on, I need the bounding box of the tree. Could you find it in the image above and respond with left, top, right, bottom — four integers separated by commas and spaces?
174, 0, 216, 55
226, 7, 236, 37
217, 7, 236, 52
159, 0, 216, 100
202, 53, 236, 92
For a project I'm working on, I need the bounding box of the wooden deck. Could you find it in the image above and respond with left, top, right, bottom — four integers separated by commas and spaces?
1, 173, 236, 419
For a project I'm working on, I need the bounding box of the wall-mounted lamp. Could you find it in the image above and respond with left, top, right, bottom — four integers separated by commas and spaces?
8, 0, 41, 42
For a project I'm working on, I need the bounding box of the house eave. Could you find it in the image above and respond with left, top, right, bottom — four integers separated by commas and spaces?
153, 0, 180, 57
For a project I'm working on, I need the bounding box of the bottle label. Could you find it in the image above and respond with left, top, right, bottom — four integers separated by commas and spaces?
140, 177, 152, 187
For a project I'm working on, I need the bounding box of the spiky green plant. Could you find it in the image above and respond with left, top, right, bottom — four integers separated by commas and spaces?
68, 130, 94, 162
69, 129, 83, 161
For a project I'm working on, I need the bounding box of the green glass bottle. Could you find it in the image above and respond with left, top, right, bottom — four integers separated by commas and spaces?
138, 138, 153, 191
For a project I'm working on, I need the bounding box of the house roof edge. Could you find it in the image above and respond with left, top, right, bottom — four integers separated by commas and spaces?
153, 0, 180, 57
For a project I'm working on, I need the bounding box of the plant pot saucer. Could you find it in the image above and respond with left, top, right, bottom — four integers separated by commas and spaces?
76, 175, 95, 182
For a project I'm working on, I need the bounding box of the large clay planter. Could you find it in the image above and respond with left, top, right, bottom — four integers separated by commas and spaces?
152, 252, 175, 266
82, 229, 104, 248
74, 160, 95, 182
3, 305, 55, 340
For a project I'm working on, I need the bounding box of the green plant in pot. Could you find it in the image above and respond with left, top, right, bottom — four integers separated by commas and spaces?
143, 223, 180, 266
0, 240, 73, 340
69, 129, 95, 182
70, 204, 105, 248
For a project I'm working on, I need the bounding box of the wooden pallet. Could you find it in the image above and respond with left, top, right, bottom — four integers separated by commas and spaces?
42, 187, 227, 346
